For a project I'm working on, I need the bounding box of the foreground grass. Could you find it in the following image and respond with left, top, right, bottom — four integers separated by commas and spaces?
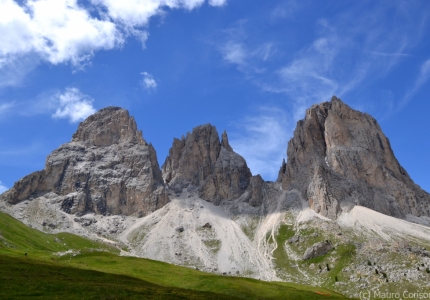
0, 255, 235, 300
0, 211, 349, 299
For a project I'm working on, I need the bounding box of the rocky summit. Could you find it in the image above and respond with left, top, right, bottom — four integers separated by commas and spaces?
0, 107, 168, 217
278, 96, 430, 219
161, 124, 263, 206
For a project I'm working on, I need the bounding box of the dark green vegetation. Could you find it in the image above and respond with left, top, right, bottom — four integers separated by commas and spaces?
0, 212, 348, 299
0, 256, 235, 300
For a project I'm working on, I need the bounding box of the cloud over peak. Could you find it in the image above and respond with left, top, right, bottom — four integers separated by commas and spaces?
52, 88, 96, 123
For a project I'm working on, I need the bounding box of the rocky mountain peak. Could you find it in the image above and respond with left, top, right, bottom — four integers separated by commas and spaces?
162, 124, 221, 188
278, 96, 430, 219
72, 106, 146, 147
1, 107, 167, 217
162, 124, 258, 205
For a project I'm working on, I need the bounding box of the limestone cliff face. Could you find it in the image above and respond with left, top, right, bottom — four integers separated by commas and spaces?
278, 96, 430, 219
162, 125, 257, 205
0, 107, 168, 217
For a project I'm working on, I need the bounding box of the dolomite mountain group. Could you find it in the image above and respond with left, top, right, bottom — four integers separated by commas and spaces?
1, 96, 429, 223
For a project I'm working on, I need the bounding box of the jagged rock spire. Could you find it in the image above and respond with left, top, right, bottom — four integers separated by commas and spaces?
162, 124, 255, 205
221, 130, 233, 151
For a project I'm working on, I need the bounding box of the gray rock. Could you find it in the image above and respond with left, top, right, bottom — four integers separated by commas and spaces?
162, 124, 254, 205
288, 235, 301, 244
303, 240, 334, 260
243, 175, 266, 207
0, 107, 168, 217
162, 124, 220, 189
202, 222, 212, 229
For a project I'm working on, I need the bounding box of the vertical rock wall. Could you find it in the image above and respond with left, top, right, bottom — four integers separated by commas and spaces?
278, 96, 430, 219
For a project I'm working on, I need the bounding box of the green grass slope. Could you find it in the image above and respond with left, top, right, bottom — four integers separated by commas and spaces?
0, 211, 349, 299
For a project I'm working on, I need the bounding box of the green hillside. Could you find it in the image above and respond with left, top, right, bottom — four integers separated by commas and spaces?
0, 211, 348, 299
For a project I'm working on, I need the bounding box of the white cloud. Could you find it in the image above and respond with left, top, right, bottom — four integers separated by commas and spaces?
141, 72, 157, 90
229, 107, 290, 180
0, 180, 8, 193
93, 0, 225, 28
0, 0, 120, 66
208, 0, 226, 6
0, 0, 227, 71
52, 88, 96, 123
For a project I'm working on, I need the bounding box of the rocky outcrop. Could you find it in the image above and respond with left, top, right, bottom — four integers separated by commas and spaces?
0, 107, 168, 217
162, 124, 221, 191
162, 125, 255, 205
278, 96, 430, 219
240, 174, 266, 207
303, 240, 333, 260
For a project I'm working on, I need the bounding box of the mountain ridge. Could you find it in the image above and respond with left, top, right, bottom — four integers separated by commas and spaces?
1, 97, 429, 220
1, 96, 430, 299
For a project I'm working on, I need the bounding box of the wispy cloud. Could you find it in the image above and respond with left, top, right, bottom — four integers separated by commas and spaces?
221, 42, 247, 66
218, 2, 429, 179
220, 2, 428, 119
400, 59, 430, 110
218, 20, 275, 77
0, 180, 8, 193
229, 107, 290, 180
0, 54, 40, 88
141, 72, 157, 91
270, 0, 303, 21
51, 88, 96, 123
364, 51, 412, 58
276, 34, 341, 118
0, 101, 15, 119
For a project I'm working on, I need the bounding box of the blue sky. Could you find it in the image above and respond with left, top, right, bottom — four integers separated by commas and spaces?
0, 0, 430, 194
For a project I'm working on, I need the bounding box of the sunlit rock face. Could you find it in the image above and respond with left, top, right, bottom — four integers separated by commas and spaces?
278, 96, 430, 219
0, 107, 168, 217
